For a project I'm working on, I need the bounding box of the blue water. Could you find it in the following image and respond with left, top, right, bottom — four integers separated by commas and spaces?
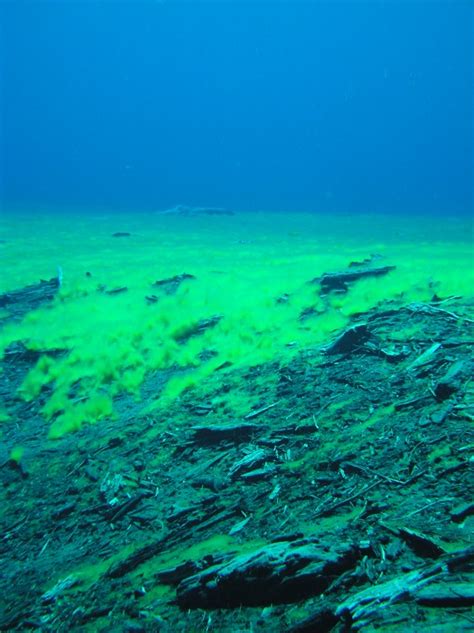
1, 2, 472, 216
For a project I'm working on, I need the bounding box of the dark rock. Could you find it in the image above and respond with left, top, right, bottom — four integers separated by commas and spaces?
1, 459, 29, 486
415, 582, 474, 606
311, 265, 396, 294
176, 539, 359, 608
152, 273, 196, 294
434, 360, 470, 401
0, 277, 59, 323
104, 286, 128, 295
52, 501, 76, 521
240, 465, 277, 481
430, 403, 454, 424
229, 448, 270, 478
189, 475, 224, 492
398, 527, 446, 558
450, 501, 474, 523
190, 422, 261, 445
271, 532, 305, 543
324, 323, 371, 355
158, 205, 234, 216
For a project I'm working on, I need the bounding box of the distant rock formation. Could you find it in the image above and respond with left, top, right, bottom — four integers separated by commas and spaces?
156, 204, 235, 216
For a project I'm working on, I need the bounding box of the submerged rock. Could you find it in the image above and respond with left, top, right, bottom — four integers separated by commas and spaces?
176, 538, 360, 608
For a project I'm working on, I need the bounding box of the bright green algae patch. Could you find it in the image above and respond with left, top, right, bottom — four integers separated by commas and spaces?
1, 210, 472, 438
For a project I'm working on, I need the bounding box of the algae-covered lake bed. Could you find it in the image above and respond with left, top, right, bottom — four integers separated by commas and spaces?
1, 209, 473, 632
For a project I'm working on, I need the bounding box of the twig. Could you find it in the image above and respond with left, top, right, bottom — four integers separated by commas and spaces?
408, 302, 474, 324
405, 498, 454, 517
244, 401, 279, 420
312, 480, 381, 518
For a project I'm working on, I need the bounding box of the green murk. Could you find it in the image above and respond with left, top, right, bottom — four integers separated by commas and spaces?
2, 212, 472, 438
428, 445, 451, 463
355, 404, 396, 432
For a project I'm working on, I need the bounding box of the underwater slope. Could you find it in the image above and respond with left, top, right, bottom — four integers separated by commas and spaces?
0, 211, 473, 631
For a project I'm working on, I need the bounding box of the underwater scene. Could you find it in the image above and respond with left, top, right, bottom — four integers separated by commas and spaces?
1, 3, 473, 633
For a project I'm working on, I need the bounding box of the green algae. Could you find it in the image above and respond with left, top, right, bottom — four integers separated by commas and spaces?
2, 211, 472, 438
